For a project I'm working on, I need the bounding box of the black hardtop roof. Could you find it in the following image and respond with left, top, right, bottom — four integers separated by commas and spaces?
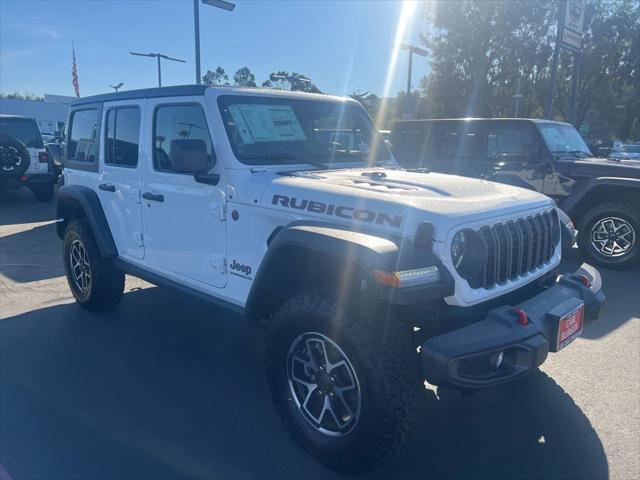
393, 117, 571, 127
71, 84, 209, 107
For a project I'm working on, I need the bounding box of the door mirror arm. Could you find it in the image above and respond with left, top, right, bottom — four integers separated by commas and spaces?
194, 172, 220, 186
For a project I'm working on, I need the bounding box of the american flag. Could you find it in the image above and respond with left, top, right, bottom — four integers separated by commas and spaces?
72, 42, 80, 98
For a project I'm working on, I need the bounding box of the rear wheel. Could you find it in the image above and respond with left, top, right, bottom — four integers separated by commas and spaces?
0, 134, 30, 178
63, 219, 124, 310
577, 202, 639, 269
266, 291, 423, 473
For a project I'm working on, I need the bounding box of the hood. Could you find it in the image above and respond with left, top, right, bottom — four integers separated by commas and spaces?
260, 167, 553, 238
555, 157, 640, 179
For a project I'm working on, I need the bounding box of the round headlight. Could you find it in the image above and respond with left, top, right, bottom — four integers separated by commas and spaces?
451, 230, 466, 268
451, 229, 487, 279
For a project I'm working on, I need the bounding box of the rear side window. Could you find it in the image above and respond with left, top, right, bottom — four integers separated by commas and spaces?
68, 109, 99, 162
433, 124, 480, 160
487, 126, 535, 163
0, 117, 44, 148
105, 107, 141, 167
153, 104, 214, 173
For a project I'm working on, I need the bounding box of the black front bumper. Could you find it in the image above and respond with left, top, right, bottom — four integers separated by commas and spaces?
421, 264, 605, 390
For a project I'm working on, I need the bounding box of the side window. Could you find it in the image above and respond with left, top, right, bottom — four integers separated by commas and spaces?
105, 107, 141, 167
153, 104, 215, 173
434, 125, 479, 160
487, 126, 535, 163
68, 109, 99, 162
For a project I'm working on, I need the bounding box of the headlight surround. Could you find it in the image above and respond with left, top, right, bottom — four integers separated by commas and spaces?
451, 228, 486, 279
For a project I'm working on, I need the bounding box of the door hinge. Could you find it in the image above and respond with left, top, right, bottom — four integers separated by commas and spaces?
133, 232, 144, 247
210, 203, 226, 221
210, 255, 227, 274
130, 188, 141, 204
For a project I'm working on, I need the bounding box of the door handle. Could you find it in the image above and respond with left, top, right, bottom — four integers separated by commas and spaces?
99, 183, 116, 192
142, 192, 164, 202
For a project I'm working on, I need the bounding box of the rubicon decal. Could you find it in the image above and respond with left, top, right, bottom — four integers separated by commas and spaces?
230, 260, 253, 279
272, 194, 403, 228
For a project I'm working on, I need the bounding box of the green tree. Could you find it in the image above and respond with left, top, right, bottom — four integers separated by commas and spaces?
265, 71, 322, 93
202, 66, 230, 86
418, 0, 639, 140
233, 66, 257, 88
0, 92, 44, 101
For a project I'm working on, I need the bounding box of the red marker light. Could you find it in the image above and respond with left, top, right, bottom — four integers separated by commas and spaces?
513, 307, 529, 326
577, 274, 591, 288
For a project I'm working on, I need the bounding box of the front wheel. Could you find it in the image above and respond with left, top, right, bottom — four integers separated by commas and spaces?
266, 291, 423, 473
63, 219, 124, 310
577, 202, 639, 269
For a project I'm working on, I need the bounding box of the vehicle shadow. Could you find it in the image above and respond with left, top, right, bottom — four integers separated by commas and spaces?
0, 287, 608, 479
0, 222, 63, 283
0, 187, 57, 226
559, 250, 639, 340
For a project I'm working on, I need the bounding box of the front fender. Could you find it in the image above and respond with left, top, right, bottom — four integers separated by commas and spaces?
245, 221, 453, 321
560, 177, 640, 217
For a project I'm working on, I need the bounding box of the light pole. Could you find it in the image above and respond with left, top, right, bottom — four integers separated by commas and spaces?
195, 0, 236, 84
109, 82, 124, 92
129, 52, 186, 87
396, 43, 428, 119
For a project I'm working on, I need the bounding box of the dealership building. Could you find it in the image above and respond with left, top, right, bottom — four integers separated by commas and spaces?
0, 94, 73, 135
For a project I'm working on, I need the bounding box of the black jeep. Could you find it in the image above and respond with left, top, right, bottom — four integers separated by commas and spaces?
391, 118, 640, 269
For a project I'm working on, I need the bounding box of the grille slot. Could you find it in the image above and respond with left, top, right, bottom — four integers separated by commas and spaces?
470, 210, 558, 289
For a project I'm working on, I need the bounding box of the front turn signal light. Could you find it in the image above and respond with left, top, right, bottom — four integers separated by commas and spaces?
373, 266, 441, 288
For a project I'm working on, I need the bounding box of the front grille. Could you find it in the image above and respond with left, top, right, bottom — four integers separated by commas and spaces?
469, 210, 559, 289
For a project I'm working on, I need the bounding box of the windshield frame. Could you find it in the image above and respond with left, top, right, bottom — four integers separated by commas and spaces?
216, 94, 391, 168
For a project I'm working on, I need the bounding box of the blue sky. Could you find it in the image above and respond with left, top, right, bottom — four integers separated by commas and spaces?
0, 0, 430, 98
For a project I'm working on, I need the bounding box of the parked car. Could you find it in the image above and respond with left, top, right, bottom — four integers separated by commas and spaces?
0, 114, 56, 201
57, 87, 604, 473
608, 144, 640, 162
391, 118, 640, 269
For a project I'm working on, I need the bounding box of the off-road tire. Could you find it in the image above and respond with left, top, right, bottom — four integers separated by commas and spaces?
266, 291, 423, 473
577, 202, 640, 269
32, 182, 54, 202
0, 134, 30, 178
63, 219, 124, 310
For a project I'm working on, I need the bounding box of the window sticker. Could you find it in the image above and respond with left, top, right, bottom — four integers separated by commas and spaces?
228, 104, 307, 144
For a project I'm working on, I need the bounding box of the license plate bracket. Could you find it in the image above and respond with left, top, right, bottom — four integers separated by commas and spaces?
546, 297, 585, 352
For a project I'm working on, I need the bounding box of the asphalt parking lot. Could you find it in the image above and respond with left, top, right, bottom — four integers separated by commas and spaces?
1, 187, 638, 480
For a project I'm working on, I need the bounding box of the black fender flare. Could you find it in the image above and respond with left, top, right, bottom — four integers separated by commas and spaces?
559, 177, 640, 217
56, 185, 118, 258
245, 221, 452, 321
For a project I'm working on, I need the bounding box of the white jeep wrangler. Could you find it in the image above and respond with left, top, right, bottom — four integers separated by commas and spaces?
57, 85, 605, 473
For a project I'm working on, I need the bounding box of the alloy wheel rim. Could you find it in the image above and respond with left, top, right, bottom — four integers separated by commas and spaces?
287, 332, 361, 437
590, 216, 635, 258
70, 239, 91, 293
0, 145, 22, 172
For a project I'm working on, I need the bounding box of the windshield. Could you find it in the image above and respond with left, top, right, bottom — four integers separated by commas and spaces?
615, 145, 640, 153
537, 124, 590, 156
0, 117, 44, 148
217, 95, 391, 167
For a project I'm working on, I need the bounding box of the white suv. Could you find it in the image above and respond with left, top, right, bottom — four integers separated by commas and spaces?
57, 85, 605, 473
0, 114, 55, 201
